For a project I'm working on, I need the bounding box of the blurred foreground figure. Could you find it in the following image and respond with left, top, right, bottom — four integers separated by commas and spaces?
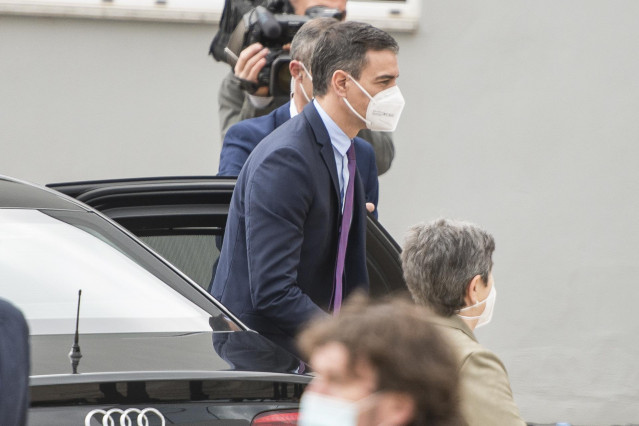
0, 298, 30, 426
401, 218, 526, 426
298, 295, 464, 426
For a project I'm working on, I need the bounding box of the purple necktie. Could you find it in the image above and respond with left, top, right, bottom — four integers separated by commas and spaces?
332, 142, 356, 314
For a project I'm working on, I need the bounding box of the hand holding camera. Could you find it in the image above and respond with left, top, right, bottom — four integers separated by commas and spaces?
233, 42, 271, 96
221, 2, 344, 98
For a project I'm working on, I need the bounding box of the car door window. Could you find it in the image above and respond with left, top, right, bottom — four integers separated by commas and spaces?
140, 233, 221, 290
0, 209, 214, 335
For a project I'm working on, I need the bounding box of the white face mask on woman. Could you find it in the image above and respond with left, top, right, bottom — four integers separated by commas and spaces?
457, 284, 497, 328
342, 74, 405, 132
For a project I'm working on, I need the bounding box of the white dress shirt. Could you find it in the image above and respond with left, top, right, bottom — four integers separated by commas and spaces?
312, 100, 352, 211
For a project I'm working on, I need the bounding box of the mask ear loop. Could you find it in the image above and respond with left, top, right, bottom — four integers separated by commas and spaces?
457, 285, 495, 319
300, 81, 312, 104
299, 62, 313, 81
342, 74, 373, 127
296, 62, 313, 103
347, 74, 373, 100
458, 296, 489, 312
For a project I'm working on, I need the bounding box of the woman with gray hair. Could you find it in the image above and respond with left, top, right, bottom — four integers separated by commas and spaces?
401, 218, 526, 426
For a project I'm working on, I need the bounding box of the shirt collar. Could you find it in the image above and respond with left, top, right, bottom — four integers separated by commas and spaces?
313, 99, 351, 156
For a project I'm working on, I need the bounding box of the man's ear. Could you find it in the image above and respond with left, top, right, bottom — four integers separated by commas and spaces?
464, 274, 484, 306
289, 60, 303, 80
331, 70, 349, 97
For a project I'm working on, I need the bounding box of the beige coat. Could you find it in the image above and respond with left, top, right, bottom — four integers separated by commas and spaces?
429, 314, 527, 426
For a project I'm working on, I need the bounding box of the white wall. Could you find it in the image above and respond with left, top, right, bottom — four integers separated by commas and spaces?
385, 2, 639, 424
0, 15, 225, 182
2, 2, 639, 424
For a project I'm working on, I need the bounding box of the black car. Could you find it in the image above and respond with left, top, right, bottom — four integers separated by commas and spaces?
1, 175, 405, 426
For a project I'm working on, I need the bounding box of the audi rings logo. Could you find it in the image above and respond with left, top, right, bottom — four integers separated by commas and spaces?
85, 408, 166, 426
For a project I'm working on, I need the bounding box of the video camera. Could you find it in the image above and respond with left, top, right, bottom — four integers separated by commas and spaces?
218, 0, 344, 98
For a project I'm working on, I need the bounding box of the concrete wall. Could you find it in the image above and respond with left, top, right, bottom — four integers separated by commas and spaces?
0, 14, 224, 182
2, 1, 639, 424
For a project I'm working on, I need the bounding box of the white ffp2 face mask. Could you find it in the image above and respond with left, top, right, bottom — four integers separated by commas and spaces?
342, 74, 405, 132
458, 284, 497, 328
299, 391, 380, 426
299, 392, 358, 426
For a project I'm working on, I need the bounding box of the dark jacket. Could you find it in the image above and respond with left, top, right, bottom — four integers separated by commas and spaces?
211, 102, 369, 350
0, 299, 29, 426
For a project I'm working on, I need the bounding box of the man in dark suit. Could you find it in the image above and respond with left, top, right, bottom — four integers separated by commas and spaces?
211, 21, 404, 354
217, 18, 380, 217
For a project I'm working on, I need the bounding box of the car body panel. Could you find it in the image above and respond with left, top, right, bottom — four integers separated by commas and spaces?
31, 371, 303, 425
30, 330, 302, 376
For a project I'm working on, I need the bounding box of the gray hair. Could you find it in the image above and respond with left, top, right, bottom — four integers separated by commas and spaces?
401, 219, 495, 317
311, 21, 399, 97
290, 17, 338, 68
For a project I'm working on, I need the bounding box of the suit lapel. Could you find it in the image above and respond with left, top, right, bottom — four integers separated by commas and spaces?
302, 103, 340, 203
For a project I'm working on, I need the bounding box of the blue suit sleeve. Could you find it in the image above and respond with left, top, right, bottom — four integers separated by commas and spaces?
244, 147, 326, 335
218, 124, 257, 176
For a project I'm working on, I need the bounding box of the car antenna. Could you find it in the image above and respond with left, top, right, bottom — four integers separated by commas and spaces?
69, 289, 83, 374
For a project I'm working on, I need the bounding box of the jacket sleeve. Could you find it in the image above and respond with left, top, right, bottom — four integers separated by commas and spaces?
218, 71, 281, 141
459, 349, 527, 426
218, 72, 246, 141
244, 146, 326, 335
218, 124, 255, 176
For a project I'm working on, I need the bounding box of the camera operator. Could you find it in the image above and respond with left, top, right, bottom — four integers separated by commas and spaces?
216, 0, 396, 175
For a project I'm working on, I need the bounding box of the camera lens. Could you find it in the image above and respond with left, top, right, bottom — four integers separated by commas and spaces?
267, 55, 292, 98
274, 61, 292, 97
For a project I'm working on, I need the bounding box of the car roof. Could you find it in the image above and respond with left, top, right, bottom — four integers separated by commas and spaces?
0, 175, 87, 211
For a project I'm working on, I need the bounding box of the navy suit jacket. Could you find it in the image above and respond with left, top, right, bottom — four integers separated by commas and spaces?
211, 102, 369, 350
218, 101, 379, 217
